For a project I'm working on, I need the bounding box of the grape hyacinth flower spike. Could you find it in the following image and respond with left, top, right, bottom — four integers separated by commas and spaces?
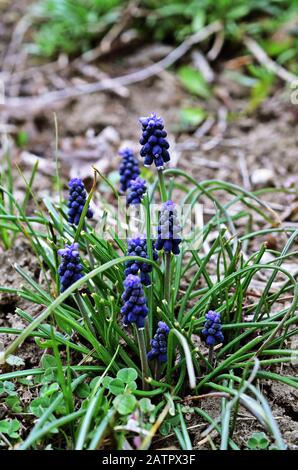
125, 236, 158, 286
119, 147, 140, 192
127, 177, 147, 206
156, 200, 182, 255
202, 311, 224, 346
67, 178, 93, 226
147, 321, 170, 363
58, 243, 83, 292
202, 311, 224, 363
139, 113, 170, 169
121, 274, 148, 329
121, 274, 150, 389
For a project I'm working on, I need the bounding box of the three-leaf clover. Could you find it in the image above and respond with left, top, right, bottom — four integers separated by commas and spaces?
105, 368, 138, 396
0, 419, 21, 439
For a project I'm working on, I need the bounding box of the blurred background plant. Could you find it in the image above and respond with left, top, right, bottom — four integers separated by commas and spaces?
28, 0, 123, 57
19, 0, 297, 114
28, 0, 298, 74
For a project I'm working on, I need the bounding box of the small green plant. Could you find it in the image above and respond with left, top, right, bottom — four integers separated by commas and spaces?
106, 368, 138, 416
28, 0, 298, 79
29, 0, 123, 57
247, 65, 276, 111
247, 431, 270, 450
0, 419, 21, 441
0, 381, 22, 413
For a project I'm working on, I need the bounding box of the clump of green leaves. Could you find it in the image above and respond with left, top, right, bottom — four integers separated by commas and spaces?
29, 0, 123, 57
0, 381, 22, 413
144, 0, 297, 44
28, 0, 298, 72
0, 419, 21, 441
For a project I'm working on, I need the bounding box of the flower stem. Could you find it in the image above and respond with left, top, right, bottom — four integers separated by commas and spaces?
84, 222, 95, 270
208, 345, 214, 366
158, 171, 171, 304
134, 327, 150, 390
145, 317, 151, 350
158, 170, 167, 203
164, 252, 171, 305
143, 194, 153, 335
74, 292, 96, 337
153, 361, 162, 381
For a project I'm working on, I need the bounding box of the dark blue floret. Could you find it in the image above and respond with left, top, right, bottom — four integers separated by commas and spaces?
119, 147, 140, 192
67, 178, 93, 226
147, 321, 170, 363
125, 236, 158, 286
155, 200, 181, 255
121, 274, 148, 329
127, 178, 147, 206
139, 113, 170, 169
201, 311, 224, 346
58, 243, 83, 292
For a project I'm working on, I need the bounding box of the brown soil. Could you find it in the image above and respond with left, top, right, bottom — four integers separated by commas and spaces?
0, 240, 43, 370
189, 365, 298, 450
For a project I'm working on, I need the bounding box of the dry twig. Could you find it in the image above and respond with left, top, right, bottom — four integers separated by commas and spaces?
244, 36, 297, 83
3, 21, 223, 115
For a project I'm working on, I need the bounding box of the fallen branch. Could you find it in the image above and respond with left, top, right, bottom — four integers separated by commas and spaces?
207, 29, 224, 61
244, 36, 297, 84
3, 21, 222, 115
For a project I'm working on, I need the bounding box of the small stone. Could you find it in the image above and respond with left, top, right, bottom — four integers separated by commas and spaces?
251, 168, 275, 188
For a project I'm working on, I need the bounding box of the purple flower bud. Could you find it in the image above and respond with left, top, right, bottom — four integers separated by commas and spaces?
139, 113, 170, 169
67, 178, 93, 226
202, 311, 224, 346
121, 274, 148, 329
155, 200, 182, 255
58, 243, 83, 292
127, 178, 147, 206
125, 236, 158, 286
119, 147, 140, 192
147, 321, 170, 363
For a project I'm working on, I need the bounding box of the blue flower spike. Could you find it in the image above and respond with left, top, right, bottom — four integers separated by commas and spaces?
58, 243, 83, 292
121, 274, 148, 329
127, 177, 147, 206
139, 113, 170, 169
147, 321, 170, 363
155, 200, 181, 255
119, 147, 140, 193
67, 178, 93, 226
202, 311, 224, 347
125, 236, 158, 286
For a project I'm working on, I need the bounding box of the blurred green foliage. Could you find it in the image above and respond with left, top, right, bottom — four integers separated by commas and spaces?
177, 66, 211, 99
144, 0, 294, 41
179, 107, 207, 130
29, 0, 123, 57
29, 0, 298, 63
